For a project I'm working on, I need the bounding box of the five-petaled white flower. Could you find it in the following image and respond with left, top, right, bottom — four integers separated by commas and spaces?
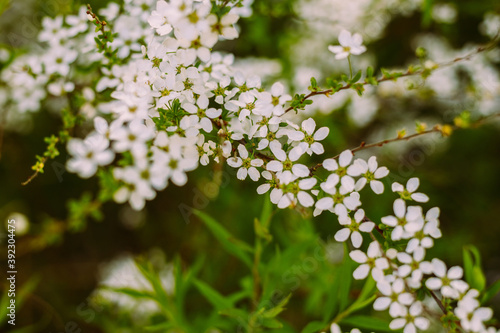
227, 144, 264, 181
351, 156, 389, 194
425, 258, 468, 299
328, 30, 367, 60
392, 177, 429, 203
374, 278, 414, 317
389, 301, 430, 333
334, 208, 374, 248
349, 241, 389, 281
381, 199, 424, 241
66, 133, 115, 178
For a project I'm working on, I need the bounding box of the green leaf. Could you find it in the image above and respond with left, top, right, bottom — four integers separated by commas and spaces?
259, 196, 273, 229
101, 287, 155, 299
262, 317, 283, 328
338, 243, 355, 312
263, 293, 292, 318
482, 279, 500, 305
366, 66, 374, 78
193, 278, 234, 311
193, 209, 253, 267
421, 0, 433, 28
0, 0, 11, 16
301, 321, 327, 333
350, 70, 362, 83
345, 294, 376, 314
357, 276, 376, 302
463, 245, 486, 292
135, 260, 171, 311
219, 307, 249, 320
341, 315, 396, 332
145, 321, 176, 331
254, 218, 272, 242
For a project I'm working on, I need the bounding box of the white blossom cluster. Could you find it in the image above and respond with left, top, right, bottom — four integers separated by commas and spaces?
289, 0, 500, 132
0, 0, 158, 129
1, 0, 498, 332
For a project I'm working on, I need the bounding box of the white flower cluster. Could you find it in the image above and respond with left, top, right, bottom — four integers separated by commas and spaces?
2, 0, 497, 332
325, 176, 497, 333
0, 1, 156, 120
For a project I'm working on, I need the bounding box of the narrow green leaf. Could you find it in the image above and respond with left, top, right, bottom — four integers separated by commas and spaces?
259, 196, 273, 229
345, 294, 376, 314
193, 209, 253, 267
357, 276, 376, 302
301, 321, 327, 333
341, 315, 396, 332
463, 246, 486, 292
338, 243, 354, 312
263, 293, 292, 318
351, 70, 362, 83
193, 278, 234, 311
101, 286, 155, 299
145, 321, 176, 331
482, 279, 500, 305
421, 0, 433, 28
262, 317, 283, 328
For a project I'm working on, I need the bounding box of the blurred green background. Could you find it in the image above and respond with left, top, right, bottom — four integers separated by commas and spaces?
0, 0, 500, 332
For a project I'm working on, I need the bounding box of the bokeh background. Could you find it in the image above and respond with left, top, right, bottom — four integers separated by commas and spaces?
0, 0, 500, 332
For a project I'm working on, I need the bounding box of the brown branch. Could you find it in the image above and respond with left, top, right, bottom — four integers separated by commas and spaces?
284, 36, 499, 115
429, 289, 447, 315
309, 112, 500, 174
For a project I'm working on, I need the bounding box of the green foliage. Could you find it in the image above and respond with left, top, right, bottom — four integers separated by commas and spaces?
67, 192, 103, 232
152, 99, 188, 131
290, 93, 314, 112
193, 209, 254, 268
463, 245, 487, 292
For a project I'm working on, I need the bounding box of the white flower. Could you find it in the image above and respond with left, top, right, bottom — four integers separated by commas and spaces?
227, 144, 264, 181
381, 199, 424, 241
66, 134, 115, 178
148, 0, 174, 36
389, 302, 429, 333
425, 258, 468, 299
405, 207, 442, 253
111, 120, 155, 155
113, 166, 157, 211
270, 172, 317, 208
334, 209, 374, 248
396, 248, 433, 287
352, 156, 389, 194
323, 150, 359, 192
206, 13, 239, 40
299, 118, 330, 155
455, 295, 493, 333
349, 241, 389, 281
392, 178, 429, 203
183, 95, 222, 133
374, 278, 414, 317
266, 141, 309, 178
328, 30, 367, 60
254, 82, 291, 117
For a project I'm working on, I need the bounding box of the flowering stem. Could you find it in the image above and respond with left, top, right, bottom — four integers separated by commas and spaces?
283, 37, 499, 115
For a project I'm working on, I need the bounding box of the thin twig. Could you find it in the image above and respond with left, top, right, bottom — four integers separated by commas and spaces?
284, 36, 500, 115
